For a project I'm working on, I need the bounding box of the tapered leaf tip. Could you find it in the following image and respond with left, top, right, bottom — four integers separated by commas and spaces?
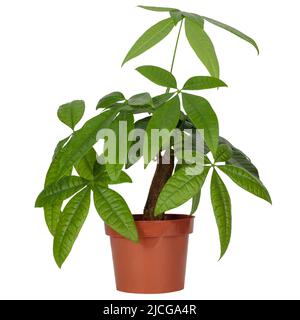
54, 249, 65, 268
121, 55, 130, 67
35, 195, 42, 208
54, 256, 63, 268
254, 42, 260, 55
218, 252, 225, 261
218, 245, 230, 261
262, 184, 272, 204
250, 39, 259, 55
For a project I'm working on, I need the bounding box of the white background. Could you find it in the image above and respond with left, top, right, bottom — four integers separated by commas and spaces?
0, 0, 299, 300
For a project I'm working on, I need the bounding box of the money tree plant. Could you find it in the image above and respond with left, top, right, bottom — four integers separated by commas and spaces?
35, 5, 271, 267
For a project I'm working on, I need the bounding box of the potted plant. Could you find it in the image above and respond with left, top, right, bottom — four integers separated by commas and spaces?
35, 4, 271, 294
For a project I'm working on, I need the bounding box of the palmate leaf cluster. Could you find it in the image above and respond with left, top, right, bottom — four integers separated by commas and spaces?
35, 5, 271, 266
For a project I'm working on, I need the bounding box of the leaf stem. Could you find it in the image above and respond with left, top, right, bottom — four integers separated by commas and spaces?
170, 20, 184, 74
166, 19, 184, 93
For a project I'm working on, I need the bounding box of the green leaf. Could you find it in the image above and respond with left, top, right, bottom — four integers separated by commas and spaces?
96, 92, 125, 109
131, 116, 151, 134
53, 187, 91, 267
43, 157, 73, 235
93, 185, 138, 242
108, 172, 132, 184
94, 163, 132, 185
119, 104, 153, 114
57, 100, 85, 130
228, 149, 259, 177
128, 92, 153, 106
138, 6, 178, 12
46, 108, 118, 184
105, 164, 123, 182
136, 65, 177, 89
215, 144, 233, 162
104, 112, 134, 181
185, 18, 220, 78
210, 170, 232, 259
219, 137, 260, 178
126, 117, 151, 169
182, 12, 204, 28
183, 76, 227, 91
203, 16, 259, 54
170, 11, 184, 25
122, 18, 175, 66
44, 136, 72, 187
44, 200, 62, 236
153, 93, 175, 108
35, 176, 87, 208
191, 191, 201, 215
155, 166, 210, 215
144, 96, 180, 164
218, 165, 272, 204
75, 148, 96, 180
52, 136, 71, 161
182, 93, 219, 156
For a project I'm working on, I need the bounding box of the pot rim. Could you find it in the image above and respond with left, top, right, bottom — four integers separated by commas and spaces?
105, 214, 194, 238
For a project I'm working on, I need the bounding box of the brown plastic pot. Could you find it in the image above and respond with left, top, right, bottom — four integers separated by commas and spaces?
105, 214, 194, 294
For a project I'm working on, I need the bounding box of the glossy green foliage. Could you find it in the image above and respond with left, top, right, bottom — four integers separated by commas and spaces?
182, 93, 219, 156
215, 144, 233, 163
211, 170, 232, 258
219, 137, 260, 178
96, 92, 125, 109
126, 116, 151, 169
183, 76, 227, 91
218, 165, 272, 204
170, 11, 184, 25
202, 16, 259, 54
53, 187, 91, 267
94, 163, 132, 186
93, 185, 138, 242
153, 93, 175, 108
138, 5, 259, 54
44, 141, 73, 236
155, 167, 210, 215
185, 18, 219, 78
75, 148, 97, 180
123, 18, 175, 66
104, 112, 134, 181
46, 108, 118, 184
45, 137, 72, 186
191, 191, 201, 215
35, 176, 88, 208
144, 96, 180, 164
44, 200, 62, 236
136, 65, 177, 88
57, 100, 85, 130
138, 6, 178, 12
52, 136, 71, 161
128, 92, 153, 107
36, 4, 270, 265
182, 12, 204, 28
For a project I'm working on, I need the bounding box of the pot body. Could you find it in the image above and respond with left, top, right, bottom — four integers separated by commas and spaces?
105, 214, 194, 294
